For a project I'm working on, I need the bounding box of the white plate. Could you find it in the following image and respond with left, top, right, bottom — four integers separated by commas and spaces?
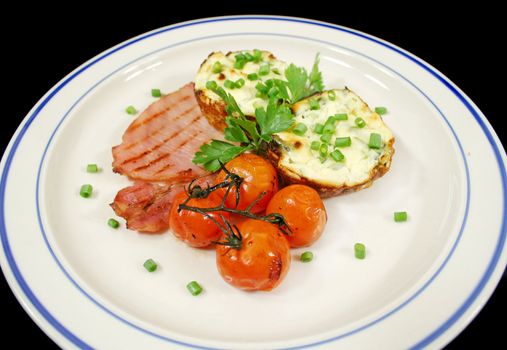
1, 16, 506, 350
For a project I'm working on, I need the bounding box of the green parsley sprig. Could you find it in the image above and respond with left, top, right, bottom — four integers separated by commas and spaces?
193, 53, 324, 172
255, 54, 324, 104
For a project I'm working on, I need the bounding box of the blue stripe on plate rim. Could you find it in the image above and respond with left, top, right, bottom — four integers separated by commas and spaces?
0, 16, 504, 349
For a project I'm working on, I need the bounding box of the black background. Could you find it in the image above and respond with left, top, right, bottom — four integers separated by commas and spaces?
1, 6, 504, 349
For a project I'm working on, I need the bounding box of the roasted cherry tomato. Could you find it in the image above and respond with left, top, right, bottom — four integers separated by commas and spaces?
216, 220, 291, 291
169, 191, 229, 248
214, 153, 278, 213
266, 185, 327, 248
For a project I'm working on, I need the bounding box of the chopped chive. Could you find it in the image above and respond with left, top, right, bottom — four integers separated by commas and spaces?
375, 106, 388, 115
330, 149, 345, 162
259, 63, 270, 76
328, 90, 336, 101
234, 78, 245, 88
323, 118, 336, 134
206, 80, 218, 90
368, 133, 382, 149
255, 82, 268, 94
394, 211, 408, 222
354, 243, 366, 259
186, 281, 203, 296
86, 164, 99, 173
267, 86, 279, 97
224, 79, 235, 89
125, 105, 137, 115
272, 67, 281, 75
293, 123, 308, 136
234, 59, 246, 69
235, 53, 246, 61
151, 88, 162, 98
143, 258, 157, 272
319, 143, 328, 158
335, 137, 352, 148
244, 52, 254, 62
300, 251, 314, 262
108, 218, 119, 229
314, 123, 324, 134
355, 117, 366, 128
211, 61, 223, 74
309, 99, 320, 110
253, 49, 262, 62
247, 73, 258, 81
334, 113, 348, 121
79, 184, 93, 198
320, 133, 332, 143
311, 141, 320, 151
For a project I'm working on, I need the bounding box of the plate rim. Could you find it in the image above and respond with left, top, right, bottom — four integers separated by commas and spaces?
1, 15, 506, 349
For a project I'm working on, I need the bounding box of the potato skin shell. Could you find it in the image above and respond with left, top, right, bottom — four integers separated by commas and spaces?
267, 138, 395, 198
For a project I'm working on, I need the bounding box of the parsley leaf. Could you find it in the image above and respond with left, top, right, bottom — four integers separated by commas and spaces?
308, 54, 324, 95
193, 140, 251, 172
284, 64, 308, 103
256, 98, 294, 139
284, 54, 324, 103
207, 85, 244, 118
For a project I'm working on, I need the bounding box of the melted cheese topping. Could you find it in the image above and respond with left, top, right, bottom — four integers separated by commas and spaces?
195, 50, 287, 116
275, 89, 394, 187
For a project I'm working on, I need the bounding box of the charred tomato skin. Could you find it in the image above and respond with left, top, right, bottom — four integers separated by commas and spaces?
266, 184, 327, 248
215, 153, 279, 213
169, 191, 229, 248
216, 220, 291, 291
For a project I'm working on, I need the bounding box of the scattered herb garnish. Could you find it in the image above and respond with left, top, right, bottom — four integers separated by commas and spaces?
193, 52, 325, 172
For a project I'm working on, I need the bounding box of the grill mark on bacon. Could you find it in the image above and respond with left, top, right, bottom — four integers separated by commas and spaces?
112, 82, 223, 182
119, 113, 202, 167
126, 95, 192, 133
120, 105, 196, 152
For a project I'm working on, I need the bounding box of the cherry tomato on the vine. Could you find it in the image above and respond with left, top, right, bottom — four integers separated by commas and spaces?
266, 184, 327, 248
216, 220, 291, 291
169, 191, 229, 248
214, 153, 278, 213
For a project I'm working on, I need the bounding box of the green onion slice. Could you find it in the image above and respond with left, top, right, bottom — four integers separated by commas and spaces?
333, 113, 348, 121
355, 117, 366, 128
328, 90, 336, 101
234, 78, 245, 88
143, 259, 157, 272
330, 149, 345, 162
314, 123, 324, 134
300, 251, 314, 262
247, 73, 258, 81
293, 123, 308, 136
108, 218, 119, 229
186, 281, 203, 296
310, 141, 320, 151
259, 63, 270, 76
80, 184, 93, 198
354, 243, 366, 259
86, 164, 99, 173
368, 133, 382, 149
125, 105, 137, 115
375, 106, 388, 115
320, 133, 332, 143
211, 61, 223, 74
224, 79, 235, 89
334, 137, 351, 148
394, 211, 408, 222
